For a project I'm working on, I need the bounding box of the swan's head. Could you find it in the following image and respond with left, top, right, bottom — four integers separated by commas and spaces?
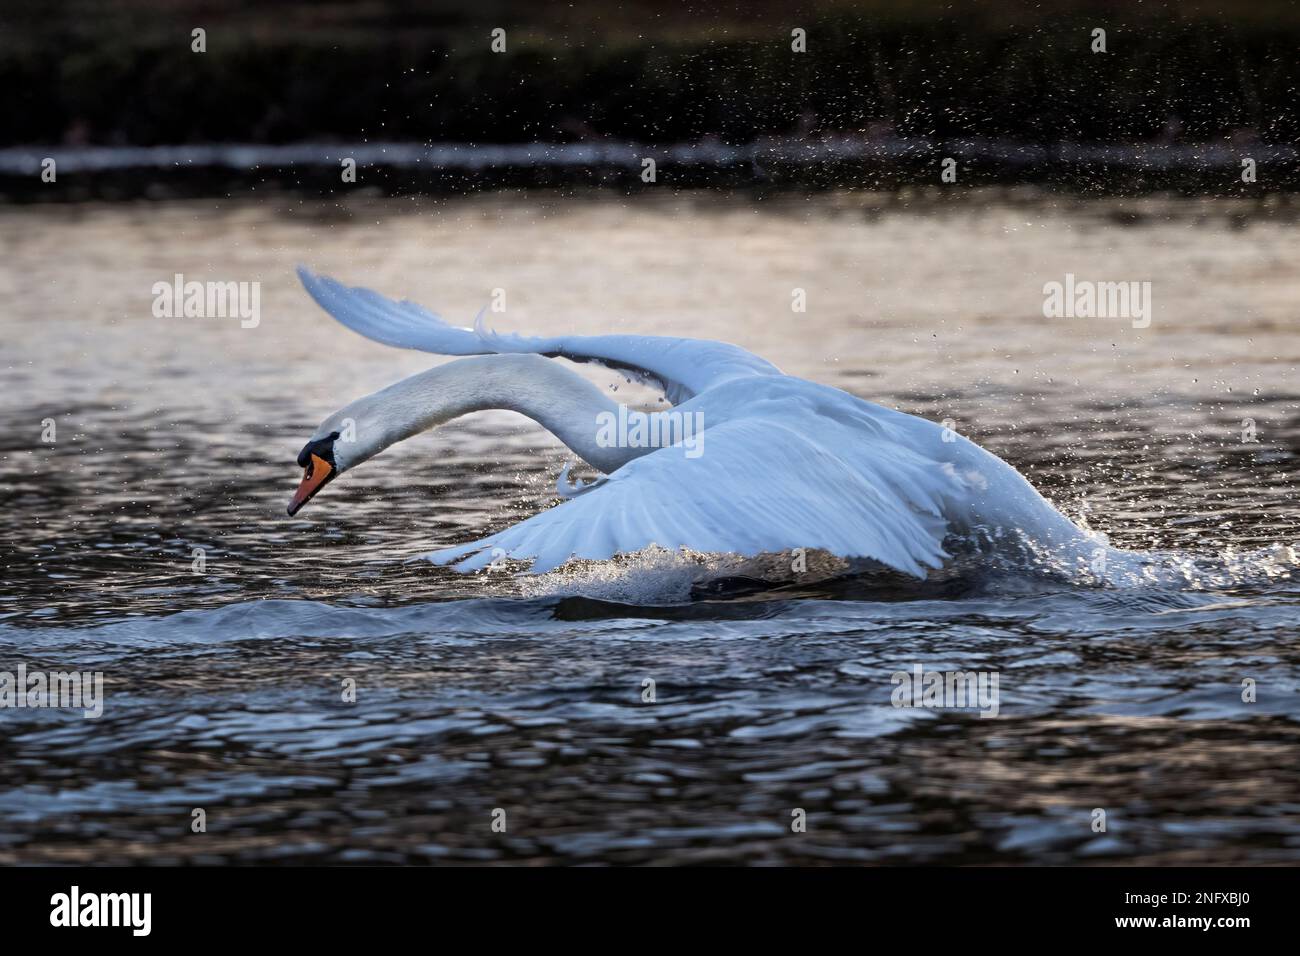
287, 402, 390, 515
287, 428, 343, 516
286, 359, 487, 516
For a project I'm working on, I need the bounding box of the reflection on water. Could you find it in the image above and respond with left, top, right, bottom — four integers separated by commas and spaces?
0, 192, 1298, 864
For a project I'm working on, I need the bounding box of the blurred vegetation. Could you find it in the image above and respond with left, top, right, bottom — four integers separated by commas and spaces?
3, 0, 1300, 146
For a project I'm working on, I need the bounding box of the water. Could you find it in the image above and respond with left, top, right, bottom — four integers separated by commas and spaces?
1, 191, 1298, 864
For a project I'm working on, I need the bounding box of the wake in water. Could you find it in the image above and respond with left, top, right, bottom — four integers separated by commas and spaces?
502, 533, 1300, 605
962, 528, 1300, 591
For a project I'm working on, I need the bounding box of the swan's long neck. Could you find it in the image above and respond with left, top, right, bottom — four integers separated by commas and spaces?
330, 354, 641, 474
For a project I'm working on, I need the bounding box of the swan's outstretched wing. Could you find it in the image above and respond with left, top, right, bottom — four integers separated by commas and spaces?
422, 416, 969, 578
297, 267, 779, 403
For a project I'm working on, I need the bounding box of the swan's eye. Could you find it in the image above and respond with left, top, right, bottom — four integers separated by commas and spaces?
296, 431, 341, 469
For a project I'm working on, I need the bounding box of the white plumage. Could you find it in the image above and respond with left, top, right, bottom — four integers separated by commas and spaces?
295, 267, 1120, 580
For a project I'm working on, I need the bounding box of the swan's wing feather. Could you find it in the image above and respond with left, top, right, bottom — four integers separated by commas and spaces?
422, 417, 966, 578
297, 267, 779, 403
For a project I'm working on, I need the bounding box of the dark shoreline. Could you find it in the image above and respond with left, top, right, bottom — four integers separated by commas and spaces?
1, 135, 1295, 203
7, 5, 1300, 179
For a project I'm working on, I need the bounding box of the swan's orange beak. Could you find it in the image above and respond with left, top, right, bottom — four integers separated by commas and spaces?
287, 453, 335, 516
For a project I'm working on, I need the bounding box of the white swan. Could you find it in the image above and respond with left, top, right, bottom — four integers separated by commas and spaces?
288, 267, 1126, 580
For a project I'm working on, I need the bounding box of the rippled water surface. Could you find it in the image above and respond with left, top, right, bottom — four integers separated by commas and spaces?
1, 191, 1298, 864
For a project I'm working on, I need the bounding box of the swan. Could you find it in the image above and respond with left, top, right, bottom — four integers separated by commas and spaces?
288, 267, 1133, 581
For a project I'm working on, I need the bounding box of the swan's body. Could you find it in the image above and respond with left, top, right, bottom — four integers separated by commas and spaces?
290, 268, 1123, 580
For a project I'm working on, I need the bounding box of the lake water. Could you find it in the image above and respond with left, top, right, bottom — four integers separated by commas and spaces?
1, 190, 1297, 864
